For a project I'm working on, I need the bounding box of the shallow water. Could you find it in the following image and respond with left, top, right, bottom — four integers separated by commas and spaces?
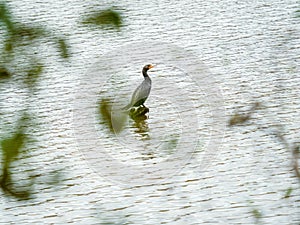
1, 0, 300, 224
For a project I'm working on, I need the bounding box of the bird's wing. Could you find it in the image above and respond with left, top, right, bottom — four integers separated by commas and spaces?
130, 80, 151, 105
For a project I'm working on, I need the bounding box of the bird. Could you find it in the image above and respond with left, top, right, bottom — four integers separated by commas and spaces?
123, 64, 154, 110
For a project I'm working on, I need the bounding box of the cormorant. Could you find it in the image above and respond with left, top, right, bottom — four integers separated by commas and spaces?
123, 64, 154, 110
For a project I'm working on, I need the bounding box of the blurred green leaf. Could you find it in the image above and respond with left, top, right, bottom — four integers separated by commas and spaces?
284, 187, 293, 198
0, 66, 11, 79
57, 38, 70, 59
0, 2, 14, 32
0, 2, 70, 200
0, 114, 33, 200
1, 132, 25, 162
1, 2, 71, 61
251, 208, 262, 219
1, 113, 30, 162
167, 137, 178, 150
99, 98, 126, 134
45, 169, 63, 186
13, 24, 45, 41
4, 24, 46, 53
228, 114, 250, 126
25, 61, 44, 88
228, 102, 261, 126
1, 3, 45, 52
99, 99, 113, 130
82, 9, 122, 29
4, 37, 13, 52
158, 134, 179, 153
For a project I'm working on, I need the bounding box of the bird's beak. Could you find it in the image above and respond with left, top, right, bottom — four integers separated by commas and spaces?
149, 64, 155, 69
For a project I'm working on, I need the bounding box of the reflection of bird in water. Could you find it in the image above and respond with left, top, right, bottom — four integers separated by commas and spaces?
133, 118, 149, 138
123, 64, 154, 111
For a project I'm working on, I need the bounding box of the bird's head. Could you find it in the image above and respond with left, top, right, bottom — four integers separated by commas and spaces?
143, 64, 155, 71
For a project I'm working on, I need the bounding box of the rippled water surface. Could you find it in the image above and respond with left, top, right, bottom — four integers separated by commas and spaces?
1, 0, 300, 224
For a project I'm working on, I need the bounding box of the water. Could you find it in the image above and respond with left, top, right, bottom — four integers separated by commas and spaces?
1, 0, 300, 224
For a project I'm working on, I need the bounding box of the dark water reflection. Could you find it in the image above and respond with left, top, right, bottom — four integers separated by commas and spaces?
129, 106, 150, 140
132, 118, 149, 140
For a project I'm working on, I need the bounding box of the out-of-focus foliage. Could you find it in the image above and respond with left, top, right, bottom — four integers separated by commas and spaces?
1, 131, 25, 164
1, 2, 124, 201
4, 24, 45, 51
25, 60, 43, 88
228, 102, 300, 184
247, 200, 263, 224
0, 66, 11, 79
296, 8, 300, 17
251, 208, 262, 224
99, 99, 114, 131
228, 102, 260, 126
0, 1, 70, 88
284, 187, 293, 198
82, 9, 122, 29
1, 1, 125, 202
57, 38, 70, 59
0, 114, 33, 200
165, 136, 178, 151
1, 3, 44, 51
156, 134, 179, 154
99, 98, 127, 134
292, 145, 300, 180
228, 113, 251, 127
0, 2, 70, 60
275, 131, 300, 182
0, 3, 14, 32
0, 2, 71, 200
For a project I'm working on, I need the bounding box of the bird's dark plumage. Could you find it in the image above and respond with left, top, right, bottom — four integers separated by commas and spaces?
123, 64, 154, 110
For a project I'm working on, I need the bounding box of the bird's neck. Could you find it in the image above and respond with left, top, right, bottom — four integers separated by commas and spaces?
142, 69, 149, 78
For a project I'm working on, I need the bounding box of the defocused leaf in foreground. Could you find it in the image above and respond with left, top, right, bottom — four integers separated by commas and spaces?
0, 67, 11, 79
0, 115, 32, 200
0, 3, 45, 52
0, 2, 70, 59
57, 38, 70, 58
0, 2, 71, 200
284, 187, 293, 198
25, 61, 44, 88
12, 24, 45, 41
99, 98, 127, 134
1, 131, 25, 163
82, 9, 122, 29
0, 2, 14, 32
228, 102, 261, 126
